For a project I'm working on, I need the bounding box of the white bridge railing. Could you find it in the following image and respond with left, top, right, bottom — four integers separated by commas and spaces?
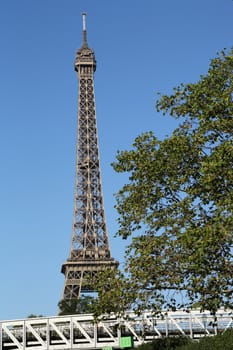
1, 310, 233, 350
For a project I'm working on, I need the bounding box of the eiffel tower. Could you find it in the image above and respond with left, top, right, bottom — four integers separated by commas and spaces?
61, 14, 118, 301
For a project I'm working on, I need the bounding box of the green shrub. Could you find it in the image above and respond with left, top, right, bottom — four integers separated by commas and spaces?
135, 330, 233, 350
177, 329, 233, 350
136, 336, 192, 350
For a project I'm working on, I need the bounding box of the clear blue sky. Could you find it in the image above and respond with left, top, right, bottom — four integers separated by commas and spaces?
0, 0, 232, 320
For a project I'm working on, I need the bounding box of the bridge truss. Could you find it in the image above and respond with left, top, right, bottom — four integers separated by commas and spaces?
1, 310, 233, 350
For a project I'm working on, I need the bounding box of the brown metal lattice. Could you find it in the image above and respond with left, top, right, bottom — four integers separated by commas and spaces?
61, 14, 118, 300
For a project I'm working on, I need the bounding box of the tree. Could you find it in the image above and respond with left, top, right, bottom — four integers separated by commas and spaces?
27, 314, 44, 318
58, 295, 95, 315
96, 48, 233, 316
93, 268, 139, 317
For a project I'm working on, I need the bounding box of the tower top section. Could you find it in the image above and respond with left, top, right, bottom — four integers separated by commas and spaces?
75, 13, 96, 72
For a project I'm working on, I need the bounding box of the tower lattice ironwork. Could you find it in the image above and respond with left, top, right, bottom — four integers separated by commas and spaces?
61, 14, 118, 300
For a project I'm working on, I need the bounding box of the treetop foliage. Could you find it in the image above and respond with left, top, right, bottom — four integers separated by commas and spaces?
94, 48, 233, 317
58, 296, 95, 315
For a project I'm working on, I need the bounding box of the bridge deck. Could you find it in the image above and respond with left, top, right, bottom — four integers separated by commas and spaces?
0, 310, 232, 350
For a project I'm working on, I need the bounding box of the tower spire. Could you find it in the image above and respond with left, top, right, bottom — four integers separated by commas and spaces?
82, 12, 88, 47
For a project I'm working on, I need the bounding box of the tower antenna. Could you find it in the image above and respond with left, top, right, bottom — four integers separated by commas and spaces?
82, 12, 88, 47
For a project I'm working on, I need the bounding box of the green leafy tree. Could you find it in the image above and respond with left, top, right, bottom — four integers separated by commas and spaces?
93, 268, 139, 317
58, 295, 95, 315
27, 314, 44, 318
96, 48, 233, 316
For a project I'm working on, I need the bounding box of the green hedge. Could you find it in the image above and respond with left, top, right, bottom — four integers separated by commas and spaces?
135, 336, 191, 350
134, 330, 233, 350
177, 329, 233, 350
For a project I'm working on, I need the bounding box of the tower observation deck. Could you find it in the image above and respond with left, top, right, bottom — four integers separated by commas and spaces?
61, 14, 118, 301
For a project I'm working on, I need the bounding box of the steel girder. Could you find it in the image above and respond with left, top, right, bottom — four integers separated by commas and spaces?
1, 310, 233, 350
